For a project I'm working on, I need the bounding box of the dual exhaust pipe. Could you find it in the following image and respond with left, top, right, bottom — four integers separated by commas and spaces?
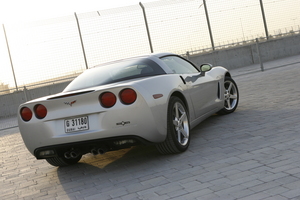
91, 146, 107, 155
64, 146, 107, 159
64, 150, 80, 159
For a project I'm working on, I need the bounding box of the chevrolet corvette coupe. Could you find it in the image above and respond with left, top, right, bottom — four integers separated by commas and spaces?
18, 53, 239, 167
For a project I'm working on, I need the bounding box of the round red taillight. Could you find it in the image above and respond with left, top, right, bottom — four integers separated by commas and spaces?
20, 107, 33, 122
100, 92, 117, 108
34, 104, 47, 119
119, 88, 137, 105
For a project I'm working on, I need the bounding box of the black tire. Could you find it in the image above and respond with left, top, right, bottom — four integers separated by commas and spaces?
217, 76, 239, 115
46, 155, 82, 167
156, 96, 190, 154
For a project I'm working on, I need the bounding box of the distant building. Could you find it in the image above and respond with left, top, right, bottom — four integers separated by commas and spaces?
0, 83, 10, 95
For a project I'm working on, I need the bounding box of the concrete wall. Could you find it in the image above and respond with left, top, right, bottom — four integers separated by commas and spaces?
0, 81, 70, 117
1, 34, 300, 118
259, 34, 300, 62
189, 34, 300, 70
0, 92, 27, 118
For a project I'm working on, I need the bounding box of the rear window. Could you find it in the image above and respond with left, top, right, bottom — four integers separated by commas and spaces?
64, 58, 165, 92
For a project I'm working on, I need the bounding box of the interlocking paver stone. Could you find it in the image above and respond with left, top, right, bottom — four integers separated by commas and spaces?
1, 55, 300, 199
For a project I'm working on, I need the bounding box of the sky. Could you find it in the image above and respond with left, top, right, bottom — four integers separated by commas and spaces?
0, 0, 155, 24
0, 0, 156, 89
0, 0, 299, 89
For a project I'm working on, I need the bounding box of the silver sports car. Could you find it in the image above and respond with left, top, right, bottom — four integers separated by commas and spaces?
18, 53, 239, 167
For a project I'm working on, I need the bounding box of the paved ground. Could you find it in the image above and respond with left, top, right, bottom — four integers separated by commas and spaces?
1, 55, 300, 200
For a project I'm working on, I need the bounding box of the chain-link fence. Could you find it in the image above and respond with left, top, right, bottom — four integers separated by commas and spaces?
0, 0, 300, 130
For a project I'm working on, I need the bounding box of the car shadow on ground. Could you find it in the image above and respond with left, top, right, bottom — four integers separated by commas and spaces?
55, 144, 172, 198
53, 113, 231, 199
53, 104, 297, 199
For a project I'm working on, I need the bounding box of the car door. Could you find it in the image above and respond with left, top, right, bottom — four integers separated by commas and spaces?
161, 56, 219, 119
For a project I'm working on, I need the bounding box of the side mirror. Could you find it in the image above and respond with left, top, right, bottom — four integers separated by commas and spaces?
199, 63, 212, 75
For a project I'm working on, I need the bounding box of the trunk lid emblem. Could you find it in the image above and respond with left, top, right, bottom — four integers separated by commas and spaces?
64, 100, 76, 107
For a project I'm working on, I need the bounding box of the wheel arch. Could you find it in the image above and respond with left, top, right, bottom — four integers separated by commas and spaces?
170, 91, 189, 114
156, 91, 191, 154
225, 72, 231, 78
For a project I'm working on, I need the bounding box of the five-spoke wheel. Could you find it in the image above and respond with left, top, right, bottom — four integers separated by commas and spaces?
156, 96, 190, 154
218, 76, 239, 115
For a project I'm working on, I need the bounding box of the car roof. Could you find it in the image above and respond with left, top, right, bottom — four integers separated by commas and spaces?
92, 52, 177, 68
150, 52, 177, 58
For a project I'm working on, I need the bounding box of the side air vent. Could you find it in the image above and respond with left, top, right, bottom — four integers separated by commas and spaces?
217, 82, 221, 99
47, 90, 95, 100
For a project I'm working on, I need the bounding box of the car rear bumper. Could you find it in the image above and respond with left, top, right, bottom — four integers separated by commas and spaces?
18, 104, 167, 156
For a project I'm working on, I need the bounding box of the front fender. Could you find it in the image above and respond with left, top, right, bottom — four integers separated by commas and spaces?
131, 75, 189, 140
208, 66, 229, 79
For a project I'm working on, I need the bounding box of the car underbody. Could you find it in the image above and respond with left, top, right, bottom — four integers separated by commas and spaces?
34, 135, 152, 159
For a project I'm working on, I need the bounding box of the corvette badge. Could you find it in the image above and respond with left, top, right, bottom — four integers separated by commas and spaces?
64, 100, 77, 107
116, 121, 130, 126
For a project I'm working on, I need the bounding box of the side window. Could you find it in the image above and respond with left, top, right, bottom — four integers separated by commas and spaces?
161, 56, 199, 74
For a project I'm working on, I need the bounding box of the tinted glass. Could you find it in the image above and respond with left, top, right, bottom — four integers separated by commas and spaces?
161, 56, 199, 74
64, 58, 165, 92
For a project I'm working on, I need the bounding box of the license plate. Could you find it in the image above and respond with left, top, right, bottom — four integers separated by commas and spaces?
64, 116, 89, 133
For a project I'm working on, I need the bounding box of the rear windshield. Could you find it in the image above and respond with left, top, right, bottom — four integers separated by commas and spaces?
63, 58, 165, 92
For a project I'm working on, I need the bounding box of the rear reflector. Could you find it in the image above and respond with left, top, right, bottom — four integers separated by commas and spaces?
119, 88, 137, 105
100, 92, 117, 108
153, 94, 163, 99
20, 107, 33, 122
34, 104, 47, 119
39, 150, 55, 157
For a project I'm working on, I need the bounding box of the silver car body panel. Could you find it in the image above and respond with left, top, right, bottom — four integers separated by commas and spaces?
18, 53, 229, 156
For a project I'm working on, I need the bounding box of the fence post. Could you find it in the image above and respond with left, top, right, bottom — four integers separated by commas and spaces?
139, 2, 153, 53
74, 12, 88, 69
259, 0, 269, 40
186, 51, 190, 60
2, 24, 18, 91
255, 38, 264, 71
23, 86, 28, 101
203, 0, 215, 51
